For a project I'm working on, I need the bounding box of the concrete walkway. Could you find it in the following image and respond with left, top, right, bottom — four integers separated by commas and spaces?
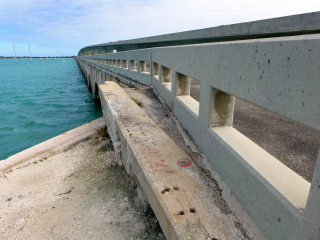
0, 118, 165, 240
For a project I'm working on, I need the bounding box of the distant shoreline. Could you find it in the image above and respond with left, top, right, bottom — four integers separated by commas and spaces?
0, 56, 75, 59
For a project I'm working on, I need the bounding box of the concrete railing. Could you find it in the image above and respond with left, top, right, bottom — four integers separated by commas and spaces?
78, 12, 320, 56
76, 12, 320, 240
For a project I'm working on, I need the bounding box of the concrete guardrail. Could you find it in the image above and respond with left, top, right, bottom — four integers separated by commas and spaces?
76, 12, 320, 240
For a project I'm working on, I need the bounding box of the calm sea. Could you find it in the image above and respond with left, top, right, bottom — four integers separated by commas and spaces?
0, 58, 102, 160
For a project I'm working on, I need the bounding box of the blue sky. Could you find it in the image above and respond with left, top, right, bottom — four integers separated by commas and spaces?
0, 0, 319, 57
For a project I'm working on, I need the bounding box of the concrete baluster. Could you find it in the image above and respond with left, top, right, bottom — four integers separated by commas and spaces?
209, 88, 235, 127
176, 73, 190, 96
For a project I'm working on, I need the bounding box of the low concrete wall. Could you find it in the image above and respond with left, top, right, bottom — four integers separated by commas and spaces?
0, 118, 105, 172
76, 12, 320, 240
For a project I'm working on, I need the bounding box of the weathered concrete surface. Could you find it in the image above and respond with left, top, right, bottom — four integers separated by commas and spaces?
0, 118, 105, 172
124, 86, 266, 239
0, 118, 166, 239
149, 34, 320, 240
99, 82, 246, 240
76, 17, 320, 239
190, 80, 320, 183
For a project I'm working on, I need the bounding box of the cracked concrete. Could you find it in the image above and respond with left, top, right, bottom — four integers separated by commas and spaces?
99, 82, 250, 240
0, 118, 165, 240
124, 86, 265, 240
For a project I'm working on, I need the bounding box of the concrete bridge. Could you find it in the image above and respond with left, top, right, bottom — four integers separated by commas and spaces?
76, 12, 320, 240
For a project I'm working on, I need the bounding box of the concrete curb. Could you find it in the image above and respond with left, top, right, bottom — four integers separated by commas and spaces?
99, 82, 244, 240
0, 117, 105, 172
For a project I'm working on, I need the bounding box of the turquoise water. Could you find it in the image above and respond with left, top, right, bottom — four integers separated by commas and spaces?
0, 58, 102, 160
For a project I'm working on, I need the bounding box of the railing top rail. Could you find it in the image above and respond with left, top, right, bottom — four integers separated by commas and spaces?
78, 11, 320, 55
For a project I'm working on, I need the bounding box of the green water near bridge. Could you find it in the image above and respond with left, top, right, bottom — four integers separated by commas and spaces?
0, 58, 102, 160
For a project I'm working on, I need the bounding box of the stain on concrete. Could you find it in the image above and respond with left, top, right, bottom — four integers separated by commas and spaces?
176, 158, 193, 168
214, 90, 232, 126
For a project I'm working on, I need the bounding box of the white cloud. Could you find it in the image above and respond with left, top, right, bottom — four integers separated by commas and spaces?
0, 0, 319, 56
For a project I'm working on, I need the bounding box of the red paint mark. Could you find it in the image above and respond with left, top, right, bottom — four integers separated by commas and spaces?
160, 159, 165, 162
155, 162, 169, 168
144, 148, 162, 157
147, 161, 168, 169
177, 158, 192, 168
146, 160, 174, 174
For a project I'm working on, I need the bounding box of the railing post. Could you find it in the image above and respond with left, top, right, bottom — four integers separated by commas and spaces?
209, 88, 235, 127
175, 73, 190, 96
102, 72, 106, 84
97, 70, 102, 85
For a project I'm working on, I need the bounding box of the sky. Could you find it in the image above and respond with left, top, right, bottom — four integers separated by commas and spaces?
0, 0, 319, 57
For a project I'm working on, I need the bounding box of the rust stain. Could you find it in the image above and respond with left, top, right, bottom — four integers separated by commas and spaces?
161, 187, 171, 194
53, 187, 74, 196
173, 211, 185, 222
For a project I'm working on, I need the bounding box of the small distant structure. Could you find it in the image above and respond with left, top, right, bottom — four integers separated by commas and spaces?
13, 41, 17, 63
29, 44, 32, 62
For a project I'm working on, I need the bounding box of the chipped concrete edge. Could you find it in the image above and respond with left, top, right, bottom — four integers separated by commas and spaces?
154, 89, 265, 240
99, 82, 245, 240
0, 117, 105, 172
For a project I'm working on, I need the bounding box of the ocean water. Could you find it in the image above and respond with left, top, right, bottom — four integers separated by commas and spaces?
0, 58, 102, 160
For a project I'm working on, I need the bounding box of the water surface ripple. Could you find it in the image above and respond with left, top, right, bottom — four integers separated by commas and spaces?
0, 58, 102, 160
